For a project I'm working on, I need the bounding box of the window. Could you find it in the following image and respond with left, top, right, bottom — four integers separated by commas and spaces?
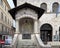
5, 5, 6, 11
5, 26, 7, 32
54, 31, 59, 41
7, 28, 8, 32
0, 35, 2, 40
59, 27, 60, 41
2, 36, 5, 40
1, 12, 3, 20
0, 0, 2, 5
52, 2, 59, 13
5, 16, 7, 23
0, 0, 3, 7
2, 25, 3, 32
8, 19, 9, 24
0, 0, 1, 5
40, 3, 47, 12
4, 26, 5, 32
9, 21, 11, 26
5, 16, 6, 22
3, 26, 5, 32
7, 28, 9, 32
22, 34, 31, 39
0, 24, 2, 32
9, 21, 10, 25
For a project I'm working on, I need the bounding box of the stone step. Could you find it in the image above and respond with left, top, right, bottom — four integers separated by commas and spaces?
17, 40, 37, 48
17, 45, 37, 48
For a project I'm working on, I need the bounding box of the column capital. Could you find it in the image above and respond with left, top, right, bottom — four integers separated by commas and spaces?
15, 32, 20, 34
34, 19, 38, 21
16, 19, 19, 21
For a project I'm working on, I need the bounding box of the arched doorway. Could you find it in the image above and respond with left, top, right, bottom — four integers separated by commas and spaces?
40, 23, 52, 44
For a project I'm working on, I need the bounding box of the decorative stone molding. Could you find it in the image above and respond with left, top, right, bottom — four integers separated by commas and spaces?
16, 14, 37, 20
16, 8, 38, 20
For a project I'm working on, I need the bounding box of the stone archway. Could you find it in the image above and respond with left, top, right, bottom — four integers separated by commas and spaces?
19, 17, 34, 39
40, 23, 52, 44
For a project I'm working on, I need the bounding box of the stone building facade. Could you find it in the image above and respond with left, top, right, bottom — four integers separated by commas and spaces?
9, 0, 60, 48
0, 0, 13, 42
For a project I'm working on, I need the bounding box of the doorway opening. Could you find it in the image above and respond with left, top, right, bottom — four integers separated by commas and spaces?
40, 23, 52, 44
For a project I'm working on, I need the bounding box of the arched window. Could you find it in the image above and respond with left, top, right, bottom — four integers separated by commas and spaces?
40, 3, 47, 12
52, 2, 59, 13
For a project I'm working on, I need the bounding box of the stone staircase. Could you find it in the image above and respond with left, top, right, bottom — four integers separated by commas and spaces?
16, 34, 51, 48
16, 36, 38, 48
17, 45, 37, 48
5, 34, 52, 48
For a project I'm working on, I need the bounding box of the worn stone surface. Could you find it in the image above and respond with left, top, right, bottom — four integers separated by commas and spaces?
15, 0, 60, 47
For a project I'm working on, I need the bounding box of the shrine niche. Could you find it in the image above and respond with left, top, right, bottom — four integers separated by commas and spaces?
19, 18, 34, 34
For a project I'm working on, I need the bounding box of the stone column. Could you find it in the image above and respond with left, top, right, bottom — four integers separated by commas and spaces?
16, 20, 20, 33
34, 20, 38, 34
